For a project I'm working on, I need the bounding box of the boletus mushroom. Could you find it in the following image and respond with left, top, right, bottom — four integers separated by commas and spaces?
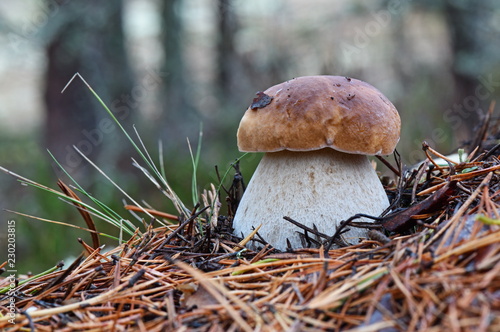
233, 75, 401, 250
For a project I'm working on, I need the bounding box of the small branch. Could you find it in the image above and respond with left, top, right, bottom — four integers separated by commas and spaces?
376, 154, 401, 177
324, 213, 382, 251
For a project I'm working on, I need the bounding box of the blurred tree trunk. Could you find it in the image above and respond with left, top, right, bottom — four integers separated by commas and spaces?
43, 0, 133, 179
442, 0, 493, 145
159, 0, 196, 144
214, 1, 284, 98
216, 0, 237, 95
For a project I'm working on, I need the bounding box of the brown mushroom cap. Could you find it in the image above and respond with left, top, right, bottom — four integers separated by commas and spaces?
237, 75, 401, 155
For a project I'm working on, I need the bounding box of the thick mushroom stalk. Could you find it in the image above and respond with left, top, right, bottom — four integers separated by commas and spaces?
233, 149, 389, 250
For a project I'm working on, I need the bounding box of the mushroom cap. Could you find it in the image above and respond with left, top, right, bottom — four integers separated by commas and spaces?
237, 75, 401, 155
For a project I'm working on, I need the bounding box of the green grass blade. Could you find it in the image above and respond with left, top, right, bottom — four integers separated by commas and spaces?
158, 140, 168, 182
71, 146, 158, 230
47, 150, 136, 235
5, 209, 120, 241
63, 73, 154, 171
15, 180, 135, 235
0, 164, 135, 235
188, 124, 203, 206
0, 263, 63, 294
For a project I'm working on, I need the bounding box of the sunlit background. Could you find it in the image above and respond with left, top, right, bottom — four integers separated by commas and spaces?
1, 0, 500, 272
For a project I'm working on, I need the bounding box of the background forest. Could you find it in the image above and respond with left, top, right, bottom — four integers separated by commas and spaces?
1, 0, 500, 272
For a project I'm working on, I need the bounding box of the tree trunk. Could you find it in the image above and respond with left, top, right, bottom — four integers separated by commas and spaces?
158, 0, 196, 145
43, 0, 133, 179
443, 0, 493, 145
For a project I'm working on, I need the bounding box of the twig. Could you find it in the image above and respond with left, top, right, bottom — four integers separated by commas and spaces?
124, 205, 179, 221
159, 206, 210, 247
324, 214, 382, 251
376, 154, 401, 177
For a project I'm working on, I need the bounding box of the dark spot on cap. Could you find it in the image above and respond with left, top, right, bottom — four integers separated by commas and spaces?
345, 77, 351, 82
250, 91, 273, 110
347, 93, 355, 100
330, 96, 334, 100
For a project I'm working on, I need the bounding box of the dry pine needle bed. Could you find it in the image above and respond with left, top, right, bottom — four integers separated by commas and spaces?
1, 142, 500, 331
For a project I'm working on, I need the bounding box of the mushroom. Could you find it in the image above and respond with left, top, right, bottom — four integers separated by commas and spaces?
233, 75, 401, 250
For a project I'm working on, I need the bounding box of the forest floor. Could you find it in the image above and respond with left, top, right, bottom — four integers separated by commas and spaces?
1, 121, 500, 331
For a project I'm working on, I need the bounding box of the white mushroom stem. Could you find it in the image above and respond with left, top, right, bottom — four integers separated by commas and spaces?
233, 148, 390, 250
